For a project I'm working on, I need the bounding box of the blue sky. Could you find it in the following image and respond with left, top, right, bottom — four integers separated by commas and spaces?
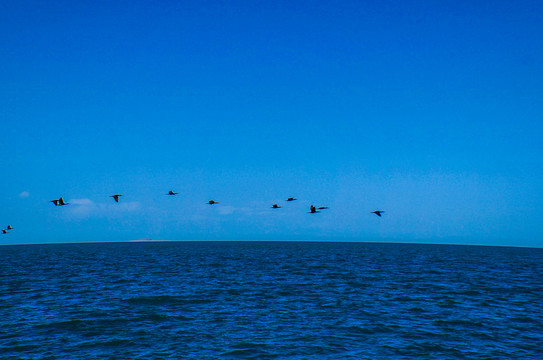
1, 0, 542, 246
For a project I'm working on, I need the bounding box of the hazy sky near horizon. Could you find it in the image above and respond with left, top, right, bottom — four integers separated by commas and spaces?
1, 0, 542, 246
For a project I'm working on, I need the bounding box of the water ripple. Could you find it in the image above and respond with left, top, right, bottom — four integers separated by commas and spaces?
0, 241, 542, 359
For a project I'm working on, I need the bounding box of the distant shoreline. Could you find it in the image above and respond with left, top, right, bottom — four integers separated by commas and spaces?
127, 239, 172, 242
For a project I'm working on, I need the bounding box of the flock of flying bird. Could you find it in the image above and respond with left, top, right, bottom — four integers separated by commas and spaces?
1, 191, 385, 236
2, 225, 14, 234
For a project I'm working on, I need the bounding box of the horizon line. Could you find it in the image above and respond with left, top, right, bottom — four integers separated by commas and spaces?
0, 239, 541, 250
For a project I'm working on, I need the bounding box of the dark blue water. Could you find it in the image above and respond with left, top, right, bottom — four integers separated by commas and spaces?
0, 241, 542, 359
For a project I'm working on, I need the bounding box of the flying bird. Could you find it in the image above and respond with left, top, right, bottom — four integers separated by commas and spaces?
308, 205, 319, 214
58, 197, 70, 206
208, 200, 219, 205
2, 230, 8, 234
372, 210, 385, 217
110, 194, 123, 203
286, 197, 297, 201
167, 191, 178, 195
6, 225, 13, 230
271, 204, 281, 208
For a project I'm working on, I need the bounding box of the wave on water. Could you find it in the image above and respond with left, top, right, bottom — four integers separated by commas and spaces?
122, 295, 214, 306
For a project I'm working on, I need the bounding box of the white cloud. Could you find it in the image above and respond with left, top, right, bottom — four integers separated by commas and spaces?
19, 191, 30, 198
65, 198, 142, 219
70, 198, 93, 205
218, 205, 236, 215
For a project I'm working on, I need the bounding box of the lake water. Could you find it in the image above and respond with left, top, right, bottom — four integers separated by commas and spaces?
0, 241, 542, 359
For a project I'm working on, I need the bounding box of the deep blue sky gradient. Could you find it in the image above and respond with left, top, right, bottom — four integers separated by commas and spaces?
1, 1, 542, 246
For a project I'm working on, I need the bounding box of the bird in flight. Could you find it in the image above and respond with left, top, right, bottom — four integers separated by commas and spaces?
372, 210, 385, 217
208, 200, 219, 205
271, 204, 281, 208
111, 194, 123, 203
6, 225, 13, 230
308, 205, 319, 213
50, 197, 70, 206
286, 197, 297, 201
167, 191, 178, 195
2, 229, 8, 234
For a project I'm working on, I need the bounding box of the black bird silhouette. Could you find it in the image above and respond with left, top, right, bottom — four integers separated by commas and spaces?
208, 200, 219, 205
286, 197, 297, 201
58, 197, 70, 206
2, 229, 8, 234
167, 191, 178, 195
372, 210, 385, 217
50, 199, 59, 206
271, 204, 281, 208
111, 194, 123, 203
6, 225, 13, 230
318, 206, 329, 210
308, 205, 319, 213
